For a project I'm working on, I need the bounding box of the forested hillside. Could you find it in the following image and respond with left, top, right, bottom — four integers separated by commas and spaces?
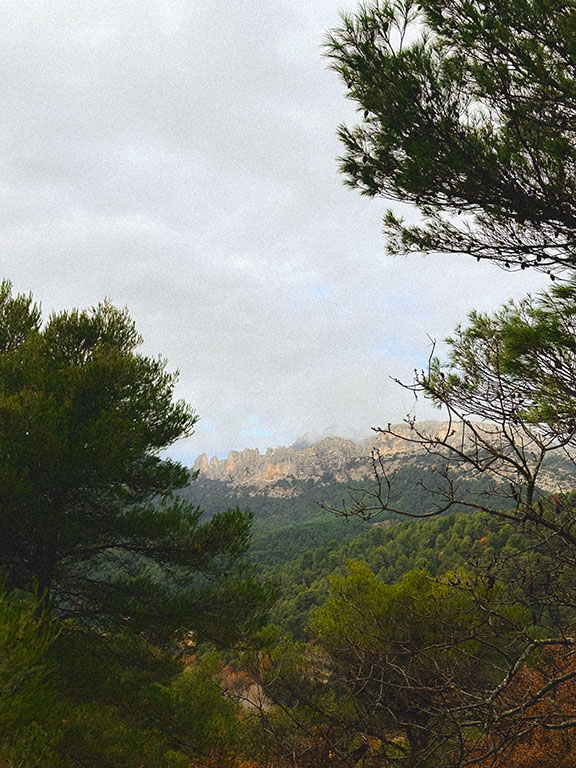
268, 509, 553, 637
6, 0, 576, 766
184, 431, 576, 567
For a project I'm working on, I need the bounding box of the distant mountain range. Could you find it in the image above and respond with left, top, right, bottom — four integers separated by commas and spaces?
181, 422, 576, 568
190, 420, 575, 501
191, 421, 452, 496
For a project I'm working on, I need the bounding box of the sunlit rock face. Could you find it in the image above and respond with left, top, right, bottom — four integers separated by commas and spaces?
191, 421, 575, 499
192, 422, 455, 497
193, 436, 366, 497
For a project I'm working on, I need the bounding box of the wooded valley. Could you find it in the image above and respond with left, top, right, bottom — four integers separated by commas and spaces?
4, 0, 576, 765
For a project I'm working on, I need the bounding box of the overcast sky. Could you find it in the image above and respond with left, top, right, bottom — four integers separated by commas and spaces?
0, 0, 546, 462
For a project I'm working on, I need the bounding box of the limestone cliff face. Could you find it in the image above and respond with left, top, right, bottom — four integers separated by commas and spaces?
192, 436, 364, 496
191, 420, 574, 499
191, 421, 467, 498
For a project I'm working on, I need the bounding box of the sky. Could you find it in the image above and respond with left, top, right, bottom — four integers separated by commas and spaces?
0, 0, 547, 463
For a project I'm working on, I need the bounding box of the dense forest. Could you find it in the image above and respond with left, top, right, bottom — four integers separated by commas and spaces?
184, 446, 531, 568
267, 509, 555, 638
5, 0, 576, 766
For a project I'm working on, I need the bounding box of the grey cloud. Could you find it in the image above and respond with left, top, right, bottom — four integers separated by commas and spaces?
0, 0, 548, 463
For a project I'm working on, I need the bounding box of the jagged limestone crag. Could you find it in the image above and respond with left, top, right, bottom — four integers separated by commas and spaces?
192, 422, 473, 499
192, 421, 576, 499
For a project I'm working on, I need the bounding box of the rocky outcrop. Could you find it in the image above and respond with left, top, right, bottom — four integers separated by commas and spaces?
191, 420, 576, 499
192, 435, 365, 497
191, 421, 474, 497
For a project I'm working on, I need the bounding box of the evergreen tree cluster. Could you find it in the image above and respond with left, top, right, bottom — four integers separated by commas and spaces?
0, 283, 272, 766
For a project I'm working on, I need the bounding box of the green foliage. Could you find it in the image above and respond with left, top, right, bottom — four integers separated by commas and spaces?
51, 631, 241, 768
426, 276, 576, 435
0, 281, 271, 645
0, 589, 248, 768
0, 584, 62, 767
249, 514, 365, 568
309, 564, 530, 765
314, 563, 526, 653
326, 0, 576, 274
269, 509, 546, 637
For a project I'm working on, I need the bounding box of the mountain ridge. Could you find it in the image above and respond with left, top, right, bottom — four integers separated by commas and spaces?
182, 420, 576, 568
191, 421, 460, 497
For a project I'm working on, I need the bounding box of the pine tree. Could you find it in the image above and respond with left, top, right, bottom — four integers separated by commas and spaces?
0, 281, 270, 645
326, 0, 576, 275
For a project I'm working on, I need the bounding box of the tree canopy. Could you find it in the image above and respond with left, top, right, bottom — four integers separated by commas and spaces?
326, 0, 576, 274
0, 281, 269, 645
307, 277, 576, 764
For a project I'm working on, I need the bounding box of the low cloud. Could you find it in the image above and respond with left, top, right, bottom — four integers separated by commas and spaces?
0, 0, 547, 463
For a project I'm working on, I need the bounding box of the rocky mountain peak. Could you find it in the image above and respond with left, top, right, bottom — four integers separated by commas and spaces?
191, 423, 458, 495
